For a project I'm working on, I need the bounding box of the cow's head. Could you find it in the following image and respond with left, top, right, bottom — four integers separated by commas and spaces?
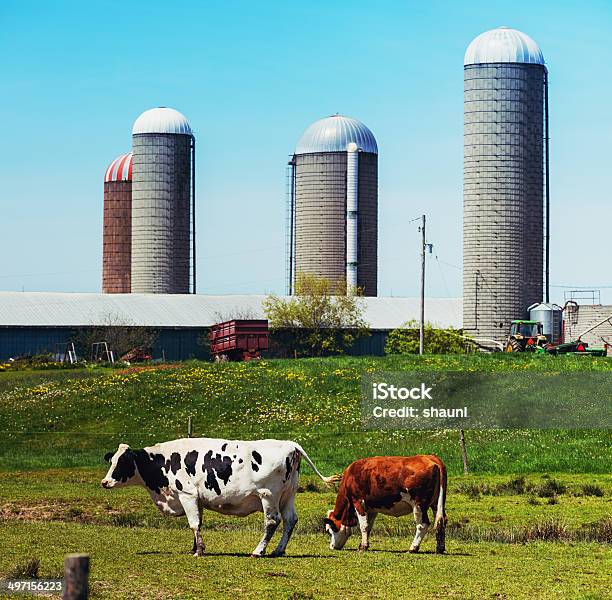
101, 444, 140, 489
324, 509, 352, 550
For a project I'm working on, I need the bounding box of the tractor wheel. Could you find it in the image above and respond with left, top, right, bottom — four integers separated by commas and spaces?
505, 339, 523, 353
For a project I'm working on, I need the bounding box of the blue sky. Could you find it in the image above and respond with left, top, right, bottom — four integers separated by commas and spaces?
1, 0, 611, 303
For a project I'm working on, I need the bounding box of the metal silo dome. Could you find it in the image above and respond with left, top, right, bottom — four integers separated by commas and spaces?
104, 152, 133, 182
464, 27, 544, 65
295, 115, 378, 155
132, 107, 192, 135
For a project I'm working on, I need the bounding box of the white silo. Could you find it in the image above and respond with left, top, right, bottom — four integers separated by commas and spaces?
463, 27, 549, 344
288, 115, 378, 296
131, 107, 195, 294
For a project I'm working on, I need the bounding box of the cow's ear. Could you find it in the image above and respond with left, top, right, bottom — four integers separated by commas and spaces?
324, 518, 339, 533
104, 452, 114, 463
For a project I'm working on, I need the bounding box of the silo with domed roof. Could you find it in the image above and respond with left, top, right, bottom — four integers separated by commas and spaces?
288, 114, 378, 296
131, 107, 195, 294
463, 27, 548, 344
102, 152, 132, 293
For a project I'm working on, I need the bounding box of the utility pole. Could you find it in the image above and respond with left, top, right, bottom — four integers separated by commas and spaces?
419, 214, 426, 356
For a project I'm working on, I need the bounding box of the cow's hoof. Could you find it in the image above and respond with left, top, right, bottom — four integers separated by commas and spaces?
358, 544, 369, 552
408, 547, 420, 554
269, 550, 285, 558
436, 547, 445, 555
250, 553, 263, 558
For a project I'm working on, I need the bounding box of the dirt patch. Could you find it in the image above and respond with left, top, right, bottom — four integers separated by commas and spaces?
0, 501, 121, 524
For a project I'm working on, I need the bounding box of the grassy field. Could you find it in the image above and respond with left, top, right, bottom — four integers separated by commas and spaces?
0, 354, 611, 473
0, 355, 611, 598
0, 469, 610, 599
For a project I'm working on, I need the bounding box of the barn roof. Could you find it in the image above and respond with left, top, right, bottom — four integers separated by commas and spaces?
0, 292, 462, 330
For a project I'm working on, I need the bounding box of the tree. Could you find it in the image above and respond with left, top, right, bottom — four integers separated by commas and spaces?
72, 313, 158, 362
263, 273, 370, 357
385, 320, 476, 355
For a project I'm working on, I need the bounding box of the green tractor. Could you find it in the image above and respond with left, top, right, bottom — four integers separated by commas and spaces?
504, 320, 548, 353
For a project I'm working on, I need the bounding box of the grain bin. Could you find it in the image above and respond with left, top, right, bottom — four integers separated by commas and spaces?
463, 27, 548, 344
102, 152, 132, 293
131, 107, 195, 294
529, 302, 562, 343
287, 115, 378, 296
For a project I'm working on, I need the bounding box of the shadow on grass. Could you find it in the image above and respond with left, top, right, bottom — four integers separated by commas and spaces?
135, 550, 339, 559
365, 549, 474, 556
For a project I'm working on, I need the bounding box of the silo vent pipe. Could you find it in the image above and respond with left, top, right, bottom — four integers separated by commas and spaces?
346, 142, 359, 294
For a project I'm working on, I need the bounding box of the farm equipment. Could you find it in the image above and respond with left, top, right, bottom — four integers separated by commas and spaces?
543, 339, 606, 356
543, 311, 611, 357
209, 319, 269, 361
504, 311, 609, 357
504, 320, 548, 353
121, 347, 152, 362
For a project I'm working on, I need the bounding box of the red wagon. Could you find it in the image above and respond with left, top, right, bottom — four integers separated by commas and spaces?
209, 319, 269, 361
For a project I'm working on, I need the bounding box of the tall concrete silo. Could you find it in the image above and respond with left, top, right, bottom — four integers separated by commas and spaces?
288, 115, 378, 296
463, 27, 549, 344
102, 152, 132, 294
131, 107, 195, 294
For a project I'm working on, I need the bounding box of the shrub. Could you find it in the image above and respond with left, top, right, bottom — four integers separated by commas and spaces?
385, 320, 476, 355
5, 558, 40, 579
580, 484, 604, 497
264, 273, 370, 358
534, 479, 566, 498
494, 476, 530, 495
581, 517, 612, 543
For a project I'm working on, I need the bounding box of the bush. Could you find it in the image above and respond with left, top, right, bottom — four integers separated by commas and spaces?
534, 479, 566, 498
580, 484, 604, 497
5, 558, 40, 579
0, 354, 85, 372
385, 320, 476, 355
264, 273, 370, 358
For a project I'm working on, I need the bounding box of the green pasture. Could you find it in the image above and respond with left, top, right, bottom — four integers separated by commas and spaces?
0, 355, 610, 598
0, 355, 611, 473
0, 470, 610, 599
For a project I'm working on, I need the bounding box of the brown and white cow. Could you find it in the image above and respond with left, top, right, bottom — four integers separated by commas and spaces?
324, 454, 447, 553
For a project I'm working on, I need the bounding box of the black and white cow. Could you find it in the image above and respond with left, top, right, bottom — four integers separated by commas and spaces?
102, 438, 338, 557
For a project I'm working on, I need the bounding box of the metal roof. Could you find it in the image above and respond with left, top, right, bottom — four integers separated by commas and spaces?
295, 115, 378, 155
0, 292, 461, 330
464, 27, 544, 66
104, 152, 132, 182
132, 107, 192, 135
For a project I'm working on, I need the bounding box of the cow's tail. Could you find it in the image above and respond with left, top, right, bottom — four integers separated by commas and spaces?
432, 459, 447, 554
293, 443, 342, 486
433, 460, 447, 529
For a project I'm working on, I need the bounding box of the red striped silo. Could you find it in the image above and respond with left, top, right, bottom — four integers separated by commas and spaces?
102, 152, 132, 293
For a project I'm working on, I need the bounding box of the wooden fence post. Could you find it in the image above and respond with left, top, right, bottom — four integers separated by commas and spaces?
459, 429, 469, 474
63, 554, 89, 600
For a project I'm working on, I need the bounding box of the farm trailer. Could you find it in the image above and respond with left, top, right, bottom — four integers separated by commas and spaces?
209, 319, 269, 361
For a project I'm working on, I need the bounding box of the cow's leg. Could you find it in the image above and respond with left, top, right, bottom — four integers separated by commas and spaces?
181, 495, 204, 557
252, 495, 281, 558
435, 505, 446, 554
270, 495, 298, 557
358, 512, 377, 551
409, 503, 430, 553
